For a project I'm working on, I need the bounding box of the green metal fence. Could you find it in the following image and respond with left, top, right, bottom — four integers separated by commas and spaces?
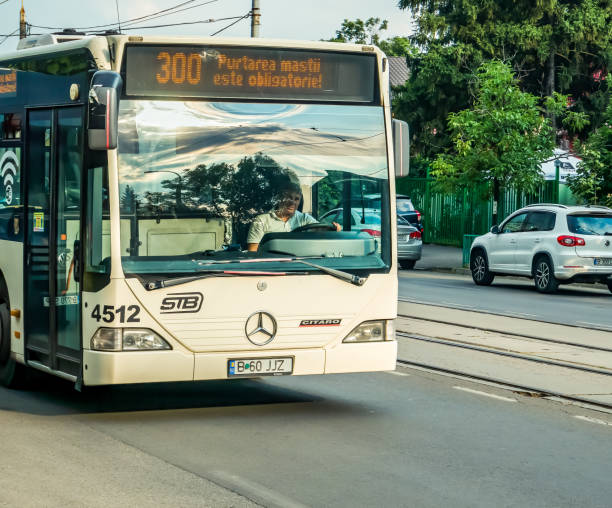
396, 177, 575, 247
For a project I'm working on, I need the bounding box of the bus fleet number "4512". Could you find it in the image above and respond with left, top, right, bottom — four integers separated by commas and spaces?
90, 304, 141, 323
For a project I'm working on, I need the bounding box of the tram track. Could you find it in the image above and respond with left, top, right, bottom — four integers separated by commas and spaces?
394, 309, 612, 410
395, 331, 612, 377
396, 313, 612, 354
398, 297, 612, 333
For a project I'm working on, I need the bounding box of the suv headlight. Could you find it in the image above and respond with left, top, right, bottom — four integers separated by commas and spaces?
343, 320, 393, 343
91, 328, 171, 351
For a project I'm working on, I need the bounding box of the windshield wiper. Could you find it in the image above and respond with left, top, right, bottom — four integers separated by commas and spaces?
145, 268, 311, 290
255, 253, 368, 286
145, 256, 368, 290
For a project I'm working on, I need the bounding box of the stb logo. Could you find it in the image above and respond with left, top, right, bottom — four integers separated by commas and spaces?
160, 292, 203, 314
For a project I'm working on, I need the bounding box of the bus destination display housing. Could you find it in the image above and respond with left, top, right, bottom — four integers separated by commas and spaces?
124, 45, 377, 102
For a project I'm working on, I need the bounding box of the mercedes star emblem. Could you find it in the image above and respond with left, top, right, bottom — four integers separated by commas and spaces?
245, 311, 277, 346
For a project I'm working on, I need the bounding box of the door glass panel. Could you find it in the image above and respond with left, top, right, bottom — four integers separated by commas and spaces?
524, 212, 556, 232
25, 110, 52, 349
56, 108, 82, 351
501, 213, 527, 233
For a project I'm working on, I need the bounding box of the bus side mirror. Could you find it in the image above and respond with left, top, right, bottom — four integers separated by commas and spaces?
392, 119, 410, 177
88, 71, 123, 150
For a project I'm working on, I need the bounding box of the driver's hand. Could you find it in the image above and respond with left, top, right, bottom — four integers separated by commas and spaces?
332, 221, 341, 232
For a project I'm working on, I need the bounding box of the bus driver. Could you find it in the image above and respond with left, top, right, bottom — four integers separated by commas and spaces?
246, 182, 340, 252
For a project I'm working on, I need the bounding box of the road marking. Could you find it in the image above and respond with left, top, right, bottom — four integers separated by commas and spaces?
453, 386, 517, 402
209, 470, 309, 508
574, 415, 612, 427
388, 370, 410, 377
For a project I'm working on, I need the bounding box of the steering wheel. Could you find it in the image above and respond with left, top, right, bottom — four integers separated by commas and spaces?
292, 223, 338, 233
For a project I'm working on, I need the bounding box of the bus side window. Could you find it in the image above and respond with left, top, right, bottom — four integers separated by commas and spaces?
83, 165, 111, 291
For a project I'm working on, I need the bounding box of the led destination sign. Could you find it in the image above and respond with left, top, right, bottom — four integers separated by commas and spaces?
0, 69, 17, 97
125, 46, 377, 102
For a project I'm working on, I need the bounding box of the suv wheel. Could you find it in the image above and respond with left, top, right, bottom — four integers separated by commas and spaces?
470, 250, 494, 286
534, 256, 559, 293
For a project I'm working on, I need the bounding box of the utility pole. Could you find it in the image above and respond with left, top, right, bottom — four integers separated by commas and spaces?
19, 0, 27, 39
250, 0, 260, 38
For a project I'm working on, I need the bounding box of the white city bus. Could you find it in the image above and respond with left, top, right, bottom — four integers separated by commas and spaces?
0, 33, 407, 388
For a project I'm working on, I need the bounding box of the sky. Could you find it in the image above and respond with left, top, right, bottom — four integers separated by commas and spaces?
0, 0, 414, 50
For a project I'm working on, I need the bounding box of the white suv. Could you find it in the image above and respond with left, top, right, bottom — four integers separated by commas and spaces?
470, 204, 612, 293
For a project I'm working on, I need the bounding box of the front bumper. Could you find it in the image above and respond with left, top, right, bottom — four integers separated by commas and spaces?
82, 341, 398, 385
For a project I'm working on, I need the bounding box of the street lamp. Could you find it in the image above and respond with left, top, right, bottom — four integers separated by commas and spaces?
144, 169, 183, 208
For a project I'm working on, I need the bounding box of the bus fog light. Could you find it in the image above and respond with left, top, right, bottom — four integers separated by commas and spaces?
91, 328, 122, 351
343, 320, 386, 343
122, 329, 171, 350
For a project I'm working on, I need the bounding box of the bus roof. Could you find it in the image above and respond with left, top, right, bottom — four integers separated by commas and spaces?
0, 33, 386, 66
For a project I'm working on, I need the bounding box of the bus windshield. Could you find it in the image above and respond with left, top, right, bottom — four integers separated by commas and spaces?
117, 100, 390, 276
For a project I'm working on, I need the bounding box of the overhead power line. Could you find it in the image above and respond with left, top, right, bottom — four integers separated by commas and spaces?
101, 15, 249, 32
121, 0, 221, 29
29, 0, 220, 32
26, 14, 249, 34
0, 28, 19, 46
210, 12, 250, 36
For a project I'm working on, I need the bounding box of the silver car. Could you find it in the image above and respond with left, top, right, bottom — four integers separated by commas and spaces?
320, 208, 422, 269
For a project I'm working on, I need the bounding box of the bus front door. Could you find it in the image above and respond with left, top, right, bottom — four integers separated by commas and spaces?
24, 107, 83, 381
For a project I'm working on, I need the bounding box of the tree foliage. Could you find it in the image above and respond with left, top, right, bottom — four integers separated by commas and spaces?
396, 0, 612, 156
568, 99, 612, 206
327, 17, 411, 56
431, 61, 564, 199
329, 17, 388, 46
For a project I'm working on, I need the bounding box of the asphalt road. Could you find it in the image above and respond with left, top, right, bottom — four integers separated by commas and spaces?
399, 271, 612, 331
2, 368, 611, 507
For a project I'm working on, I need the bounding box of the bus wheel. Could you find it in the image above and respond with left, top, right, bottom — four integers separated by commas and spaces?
0, 299, 24, 388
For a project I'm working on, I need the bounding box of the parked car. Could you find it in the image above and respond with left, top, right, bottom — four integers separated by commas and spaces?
361, 194, 423, 232
395, 194, 423, 232
319, 207, 422, 269
469, 204, 612, 293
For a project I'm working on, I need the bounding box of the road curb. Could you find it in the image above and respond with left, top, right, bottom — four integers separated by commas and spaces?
408, 266, 609, 291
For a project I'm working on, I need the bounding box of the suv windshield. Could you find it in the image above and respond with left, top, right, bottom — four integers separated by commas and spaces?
567, 214, 612, 236
116, 101, 390, 275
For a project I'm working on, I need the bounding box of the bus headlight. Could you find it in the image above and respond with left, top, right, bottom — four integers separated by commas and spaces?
123, 329, 171, 350
343, 320, 388, 343
91, 328, 121, 351
91, 328, 172, 351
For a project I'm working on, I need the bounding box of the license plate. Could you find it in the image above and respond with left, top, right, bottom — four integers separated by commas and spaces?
594, 258, 612, 266
228, 357, 293, 377
399, 235, 408, 242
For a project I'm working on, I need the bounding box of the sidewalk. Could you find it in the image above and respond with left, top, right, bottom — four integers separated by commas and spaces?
410, 243, 608, 288
414, 243, 466, 273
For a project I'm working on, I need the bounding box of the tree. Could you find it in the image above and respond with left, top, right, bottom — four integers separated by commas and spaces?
329, 18, 388, 46
397, 0, 612, 154
327, 18, 412, 57
120, 184, 138, 214
431, 61, 579, 223
568, 99, 612, 206
393, 43, 472, 160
